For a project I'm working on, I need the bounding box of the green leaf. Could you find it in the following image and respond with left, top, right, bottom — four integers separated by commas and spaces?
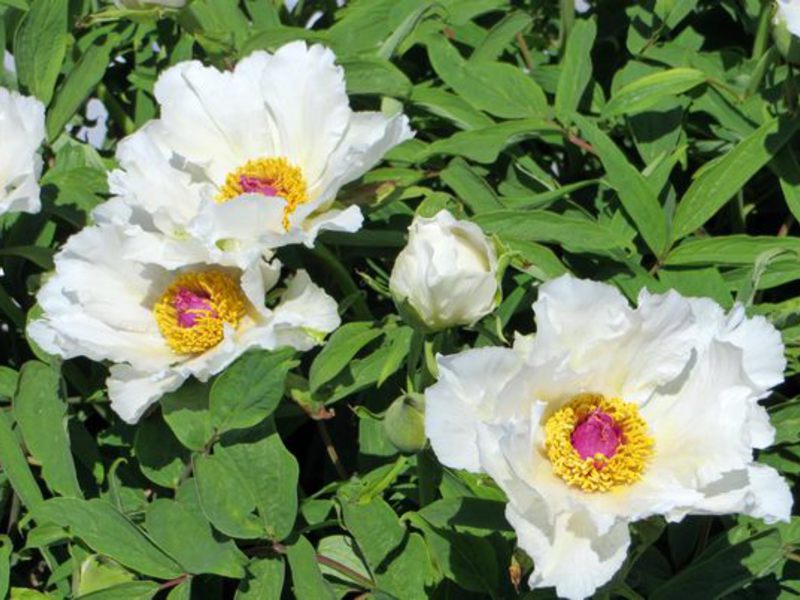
285, 535, 335, 600
76, 582, 160, 600
474, 209, 634, 253
196, 420, 299, 541
209, 348, 297, 433
161, 380, 213, 452
134, 412, 190, 489
46, 35, 116, 141
410, 85, 494, 131
672, 116, 800, 241
340, 496, 405, 568
650, 524, 786, 599
555, 18, 597, 118
0, 246, 54, 269
76, 555, 135, 596
0, 536, 10, 600
0, 367, 18, 400
471, 11, 533, 63
236, 557, 285, 600
573, 114, 668, 255
440, 158, 503, 213
35, 498, 183, 580
769, 399, 800, 445
145, 499, 246, 578
326, 326, 413, 404
13, 361, 82, 498
0, 412, 43, 509
413, 517, 501, 596
427, 35, 548, 119
309, 322, 383, 393
421, 119, 559, 164
417, 497, 510, 536
13, 0, 68, 105
603, 68, 706, 117
771, 145, 800, 223
664, 236, 800, 266
341, 57, 412, 97
165, 580, 191, 600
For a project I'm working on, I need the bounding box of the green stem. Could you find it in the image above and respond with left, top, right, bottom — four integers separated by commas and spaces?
416, 449, 438, 507
752, 0, 773, 60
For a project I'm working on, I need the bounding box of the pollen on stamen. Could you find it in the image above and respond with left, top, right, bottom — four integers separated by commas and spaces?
216, 157, 308, 230
544, 393, 653, 493
154, 270, 248, 354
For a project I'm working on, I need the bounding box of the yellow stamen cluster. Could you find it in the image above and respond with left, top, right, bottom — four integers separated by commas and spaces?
153, 270, 248, 354
216, 157, 308, 230
544, 393, 653, 493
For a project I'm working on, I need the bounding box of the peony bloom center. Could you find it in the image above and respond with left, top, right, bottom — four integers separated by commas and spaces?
154, 270, 248, 354
217, 157, 308, 230
544, 393, 653, 493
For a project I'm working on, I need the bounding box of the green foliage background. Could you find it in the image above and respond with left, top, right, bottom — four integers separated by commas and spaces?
1, 0, 800, 598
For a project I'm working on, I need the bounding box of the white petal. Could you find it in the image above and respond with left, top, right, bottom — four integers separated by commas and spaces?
27, 226, 175, 371
304, 110, 414, 217
107, 364, 186, 425
530, 275, 633, 368
0, 89, 44, 216
270, 270, 341, 350
688, 299, 786, 395
153, 60, 267, 180
531, 279, 697, 402
680, 464, 792, 524
253, 42, 351, 187
508, 505, 630, 600
107, 123, 208, 234
425, 347, 523, 471
642, 340, 756, 489
189, 194, 286, 267
287, 205, 364, 248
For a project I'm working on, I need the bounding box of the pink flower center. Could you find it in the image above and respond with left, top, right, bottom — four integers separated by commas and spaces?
570, 409, 623, 466
239, 175, 278, 197
172, 288, 217, 329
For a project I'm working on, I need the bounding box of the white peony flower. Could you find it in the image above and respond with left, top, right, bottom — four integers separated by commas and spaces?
112, 0, 186, 9
0, 87, 45, 217
425, 274, 791, 600
97, 41, 413, 269
389, 210, 499, 331
28, 225, 340, 424
776, 0, 800, 38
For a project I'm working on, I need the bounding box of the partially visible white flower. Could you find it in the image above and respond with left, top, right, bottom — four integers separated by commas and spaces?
28, 225, 340, 424
98, 41, 413, 269
776, 0, 800, 38
112, 0, 186, 8
425, 274, 791, 600
0, 87, 45, 216
575, 0, 590, 13
389, 210, 499, 331
76, 98, 109, 150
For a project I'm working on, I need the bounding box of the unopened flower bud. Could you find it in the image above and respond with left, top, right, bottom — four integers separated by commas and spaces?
383, 394, 426, 454
389, 210, 499, 332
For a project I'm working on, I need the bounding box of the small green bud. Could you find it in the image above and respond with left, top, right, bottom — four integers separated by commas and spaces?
383, 393, 427, 454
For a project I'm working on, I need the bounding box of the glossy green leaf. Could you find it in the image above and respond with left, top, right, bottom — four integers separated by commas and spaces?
604, 68, 706, 117
209, 348, 297, 433
672, 117, 799, 241
35, 498, 183, 580
13, 0, 67, 105
13, 361, 82, 498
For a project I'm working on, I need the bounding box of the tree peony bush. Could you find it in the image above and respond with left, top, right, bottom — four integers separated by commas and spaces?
1, 1, 799, 599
